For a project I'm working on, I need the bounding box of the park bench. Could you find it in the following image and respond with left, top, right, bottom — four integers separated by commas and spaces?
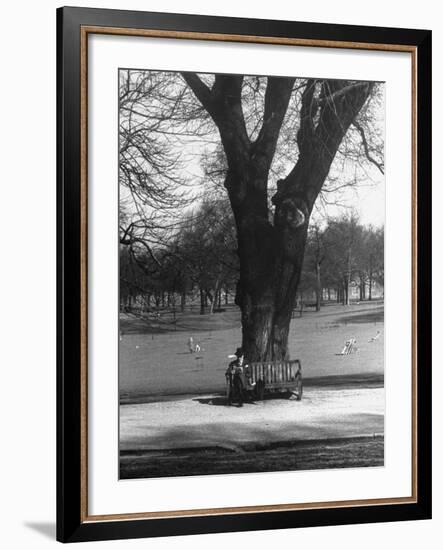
245, 359, 303, 401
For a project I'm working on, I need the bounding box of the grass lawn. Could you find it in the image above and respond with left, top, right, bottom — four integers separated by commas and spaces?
120, 435, 384, 478
119, 301, 384, 401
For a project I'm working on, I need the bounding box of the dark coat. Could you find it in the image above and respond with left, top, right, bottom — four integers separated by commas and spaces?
225, 358, 247, 405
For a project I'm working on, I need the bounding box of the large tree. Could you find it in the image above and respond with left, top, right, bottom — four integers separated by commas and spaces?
181, 74, 374, 361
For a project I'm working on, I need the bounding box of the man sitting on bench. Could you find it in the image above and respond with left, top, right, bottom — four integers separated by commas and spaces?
226, 347, 247, 407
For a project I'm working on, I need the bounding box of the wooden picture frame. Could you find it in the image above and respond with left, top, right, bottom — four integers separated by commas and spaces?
57, 6, 431, 543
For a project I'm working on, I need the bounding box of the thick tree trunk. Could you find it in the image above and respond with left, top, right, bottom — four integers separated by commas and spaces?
344, 278, 350, 305
340, 283, 346, 305
208, 292, 214, 314
208, 280, 221, 314
238, 272, 304, 362
232, 172, 309, 362
315, 262, 322, 311
199, 288, 205, 315
344, 252, 351, 305
359, 274, 366, 301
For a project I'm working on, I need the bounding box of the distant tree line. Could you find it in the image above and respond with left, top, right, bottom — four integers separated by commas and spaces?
120, 198, 238, 315
120, 200, 383, 316
299, 214, 384, 310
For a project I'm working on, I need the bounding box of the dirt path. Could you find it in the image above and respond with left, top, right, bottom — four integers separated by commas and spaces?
120, 387, 384, 452
120, 387, 384, 478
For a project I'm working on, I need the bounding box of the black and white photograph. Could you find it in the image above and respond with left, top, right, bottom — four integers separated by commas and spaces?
118, 69, 385, 479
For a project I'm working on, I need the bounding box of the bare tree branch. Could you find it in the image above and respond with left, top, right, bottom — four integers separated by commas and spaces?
253, 76, 295, 160
353, 120, 385, 174
181, 72, 213, 112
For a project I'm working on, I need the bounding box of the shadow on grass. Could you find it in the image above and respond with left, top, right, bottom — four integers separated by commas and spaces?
338, 309, 384, 325
120, 435, 384, 479
120, 307, 242, 335
194, 396, 231, 406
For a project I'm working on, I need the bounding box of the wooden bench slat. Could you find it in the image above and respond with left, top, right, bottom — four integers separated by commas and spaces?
246, 360, 301, 387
